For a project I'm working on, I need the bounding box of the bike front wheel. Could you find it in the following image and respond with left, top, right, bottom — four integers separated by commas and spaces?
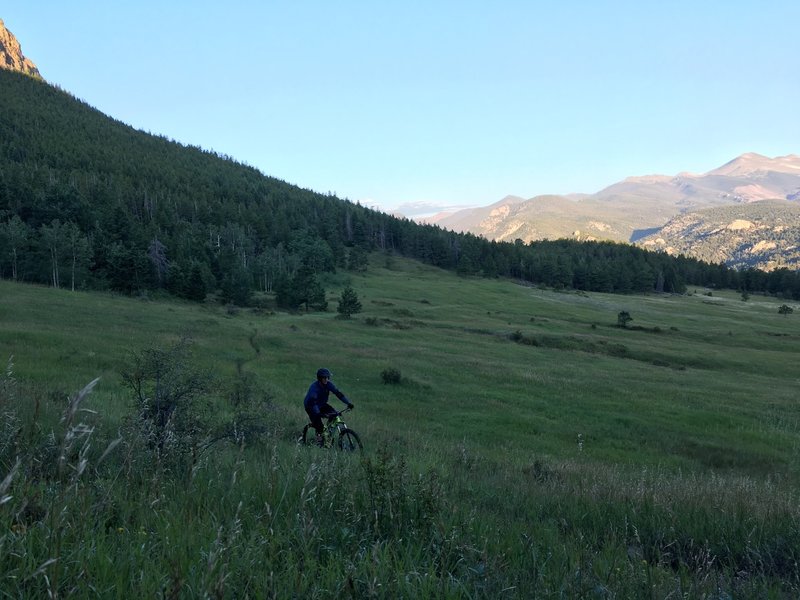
338, 428, 362, 452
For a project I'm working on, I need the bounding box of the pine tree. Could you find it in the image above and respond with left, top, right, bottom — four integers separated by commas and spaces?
184, 263, 209, 302
336, 286, 362, 319
276, 267, 327, 311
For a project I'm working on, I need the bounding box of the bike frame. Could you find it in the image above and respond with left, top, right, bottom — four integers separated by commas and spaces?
321, 410, 349, 445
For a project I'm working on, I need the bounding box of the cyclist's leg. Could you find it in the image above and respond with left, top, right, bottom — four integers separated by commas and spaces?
305, 404, 325, 445
320, 403, 337, 424
318, 403, 339, 446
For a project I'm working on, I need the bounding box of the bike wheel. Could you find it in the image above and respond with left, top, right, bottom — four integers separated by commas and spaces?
299, 424, 316, 446
337, 428, 362, 452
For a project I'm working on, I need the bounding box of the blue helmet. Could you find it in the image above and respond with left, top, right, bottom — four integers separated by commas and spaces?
316, 368, 332, 379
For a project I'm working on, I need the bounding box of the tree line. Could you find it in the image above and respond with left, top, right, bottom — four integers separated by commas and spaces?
2, 68, 799, 306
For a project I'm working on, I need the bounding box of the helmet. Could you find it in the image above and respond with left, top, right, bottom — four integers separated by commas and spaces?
316, 368, 332, 379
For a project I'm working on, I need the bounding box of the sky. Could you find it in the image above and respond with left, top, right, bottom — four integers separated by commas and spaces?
4, 1, 800, 216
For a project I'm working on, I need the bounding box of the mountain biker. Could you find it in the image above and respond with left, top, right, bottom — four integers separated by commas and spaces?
304, 368, 353, 445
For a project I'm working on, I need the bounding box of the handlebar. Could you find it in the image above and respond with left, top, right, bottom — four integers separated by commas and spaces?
324, 406, 353, 419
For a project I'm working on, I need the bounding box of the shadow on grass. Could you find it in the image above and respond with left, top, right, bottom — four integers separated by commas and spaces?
507, 330, 724, 371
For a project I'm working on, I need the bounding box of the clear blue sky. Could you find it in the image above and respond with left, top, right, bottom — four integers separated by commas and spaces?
4, 2, 799, 215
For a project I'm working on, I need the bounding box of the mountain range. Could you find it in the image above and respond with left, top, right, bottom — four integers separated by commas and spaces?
428, 153, 800, 270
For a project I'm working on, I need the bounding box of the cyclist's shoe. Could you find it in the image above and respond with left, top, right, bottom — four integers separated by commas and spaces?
315, 434, 324, 447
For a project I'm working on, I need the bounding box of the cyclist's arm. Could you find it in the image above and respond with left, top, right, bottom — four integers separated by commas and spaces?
327, 382, 352, 407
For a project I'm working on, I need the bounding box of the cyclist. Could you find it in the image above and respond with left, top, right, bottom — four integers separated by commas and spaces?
304, 368, 353, 446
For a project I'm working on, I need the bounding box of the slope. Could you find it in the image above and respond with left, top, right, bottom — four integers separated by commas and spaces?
3, 68, 772, 300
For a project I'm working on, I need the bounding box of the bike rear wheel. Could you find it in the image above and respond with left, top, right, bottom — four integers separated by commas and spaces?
299, 423, 317, 446
338, 428, 362, 452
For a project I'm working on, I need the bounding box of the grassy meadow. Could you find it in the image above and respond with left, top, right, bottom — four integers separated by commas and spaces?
1, 254, 799, 598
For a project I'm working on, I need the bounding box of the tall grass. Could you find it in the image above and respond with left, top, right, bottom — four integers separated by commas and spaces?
1, 259, 799, 597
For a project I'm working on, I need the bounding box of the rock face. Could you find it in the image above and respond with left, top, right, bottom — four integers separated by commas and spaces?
637, 200, 800, 271
0, 19, 42, 79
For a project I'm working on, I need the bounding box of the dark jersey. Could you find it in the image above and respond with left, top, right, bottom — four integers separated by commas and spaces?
304, 380, 350, 414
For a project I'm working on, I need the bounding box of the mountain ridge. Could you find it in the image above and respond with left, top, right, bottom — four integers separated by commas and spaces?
707, 152, 800, 177
428, 153, 800, 269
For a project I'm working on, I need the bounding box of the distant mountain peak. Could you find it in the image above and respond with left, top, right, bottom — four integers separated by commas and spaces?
0, 19, 42, 79
622, 174, 673, 184
706, 152, 800, 177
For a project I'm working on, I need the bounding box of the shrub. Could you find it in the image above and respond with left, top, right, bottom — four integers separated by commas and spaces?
361, 447, 443, 538
380, 368, 402, 385
120, 337, 213, 471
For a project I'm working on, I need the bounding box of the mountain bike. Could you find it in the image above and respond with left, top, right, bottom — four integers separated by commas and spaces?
299, 407, 362, 452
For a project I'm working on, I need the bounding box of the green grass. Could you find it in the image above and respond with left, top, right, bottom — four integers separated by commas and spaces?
1, 256, 799, 598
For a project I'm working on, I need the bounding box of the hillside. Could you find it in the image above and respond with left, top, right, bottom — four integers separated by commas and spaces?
0, 67, 442, 296
432, 153, 800, 267
4, 66, 787, 299
639, 200, 800, 270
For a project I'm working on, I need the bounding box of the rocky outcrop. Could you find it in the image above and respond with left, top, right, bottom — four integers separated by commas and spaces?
637, 200, 800, 270
0, 19, 42, 79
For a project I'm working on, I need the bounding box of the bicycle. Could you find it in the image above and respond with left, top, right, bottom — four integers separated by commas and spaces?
299, 407, 362, 452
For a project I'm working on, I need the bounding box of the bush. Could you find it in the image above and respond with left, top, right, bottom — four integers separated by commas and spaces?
120, 337, 214, 472
380, 368, 402, 385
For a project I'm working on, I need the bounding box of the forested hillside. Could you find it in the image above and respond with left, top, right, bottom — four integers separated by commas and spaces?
2, 68, 800, 301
